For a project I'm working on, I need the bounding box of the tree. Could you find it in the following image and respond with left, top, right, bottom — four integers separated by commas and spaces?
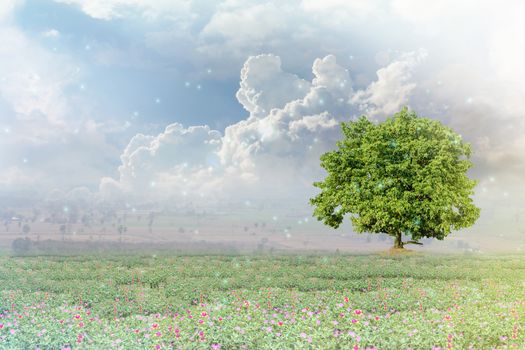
12, 238, 32, 255
59, 224, 66, 241
310, 107, 480, 249
117, 224, 127, 242
22, 224, 30, 235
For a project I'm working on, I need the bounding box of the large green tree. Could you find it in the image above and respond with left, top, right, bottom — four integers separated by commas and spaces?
310, 107, 480, 249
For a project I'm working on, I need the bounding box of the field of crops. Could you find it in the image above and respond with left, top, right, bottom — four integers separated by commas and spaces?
1, 253, 524, 349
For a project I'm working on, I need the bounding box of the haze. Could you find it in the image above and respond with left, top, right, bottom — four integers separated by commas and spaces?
1, 0, 524, 253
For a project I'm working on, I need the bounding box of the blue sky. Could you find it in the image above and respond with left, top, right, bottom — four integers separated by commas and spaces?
0, 0, 524, 236
15, 0, 247, 129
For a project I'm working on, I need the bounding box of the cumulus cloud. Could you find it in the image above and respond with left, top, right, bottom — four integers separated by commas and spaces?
236, 54, 311, 118
351, 50, 426, 117
103, 123, 224, 203
103, 51, 424, 206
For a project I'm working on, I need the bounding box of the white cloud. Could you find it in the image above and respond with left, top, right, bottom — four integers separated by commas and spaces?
110, 123, 224, 202
312, 55, 353, 97
301, 0, 387, 27
0, 166, 35, 189
236, 54, 311, 118
42, 29, 60, 38
201, 2, 285, 43
0, 3, 127, 196
103, 52, 423, 205
0, 0, 23, 23
0, 27, 79, 139
351, 50, 426, 117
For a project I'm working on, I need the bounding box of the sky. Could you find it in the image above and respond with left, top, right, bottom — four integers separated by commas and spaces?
0, 0, 525, 236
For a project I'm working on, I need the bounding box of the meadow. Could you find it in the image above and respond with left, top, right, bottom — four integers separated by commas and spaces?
0, 253, 524, 349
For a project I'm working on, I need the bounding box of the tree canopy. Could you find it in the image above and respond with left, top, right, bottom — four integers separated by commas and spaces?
310, 107, 480, 248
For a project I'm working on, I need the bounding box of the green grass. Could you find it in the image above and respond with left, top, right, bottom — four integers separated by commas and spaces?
0, 253, 524, 349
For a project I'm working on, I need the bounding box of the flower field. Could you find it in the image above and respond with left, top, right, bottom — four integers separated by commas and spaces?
0, 253, 524, 349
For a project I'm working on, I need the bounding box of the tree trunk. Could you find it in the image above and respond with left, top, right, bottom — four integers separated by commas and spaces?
393, 231, 404, 249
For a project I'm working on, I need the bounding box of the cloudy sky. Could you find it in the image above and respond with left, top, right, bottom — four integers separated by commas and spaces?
1, 0, 524, 234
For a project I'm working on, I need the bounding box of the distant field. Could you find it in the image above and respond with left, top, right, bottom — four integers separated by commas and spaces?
2, 211, 520, 254
1, 253, 525, 349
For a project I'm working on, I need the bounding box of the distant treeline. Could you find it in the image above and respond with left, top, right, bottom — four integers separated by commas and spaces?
10, 237, 245, 256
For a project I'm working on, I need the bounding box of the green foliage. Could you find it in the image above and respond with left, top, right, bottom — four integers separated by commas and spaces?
310, 107, 480, 245
11, 238, 32, 255
0, 254, 525, 349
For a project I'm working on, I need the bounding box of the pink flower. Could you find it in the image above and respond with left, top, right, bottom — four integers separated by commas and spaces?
155, 331, 161, 337
353, 346, 359, 350
201, 312, 208, 317
155, 345, 161, 350
352, 319, 358, 324
355, 309, 362, 315
211, 344, 222, 350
